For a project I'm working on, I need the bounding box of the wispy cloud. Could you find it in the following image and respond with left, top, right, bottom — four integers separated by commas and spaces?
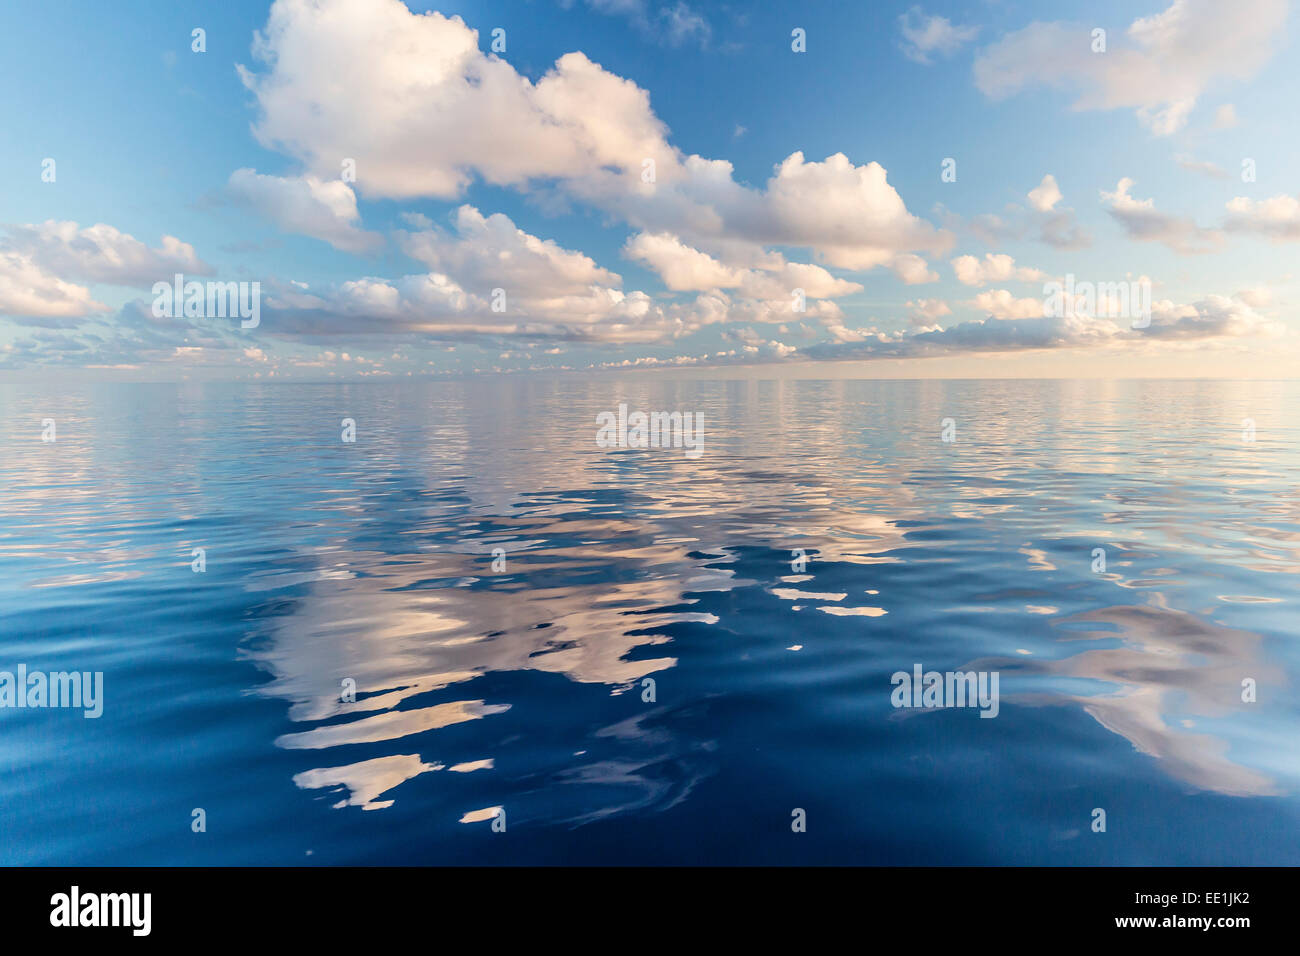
973, 0, 1287, 135
1101, 178, 1224, 254
898, 7, 979, 65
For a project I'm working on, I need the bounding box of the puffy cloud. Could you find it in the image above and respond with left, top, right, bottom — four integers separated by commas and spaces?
973, 0, 1287, 135
887, 253, 939, 285
744, 261, 862, 300
1224, 194, 1300, 241
262, 219, 725, 346
1144, 294, 1283, 339
1101, 178, 1223, 253
262, 272, 481, 336
1, 220, 210, 286
240, 3, 599, 198
239, 0, 949, 274
623, 232, 740, 291
970, 288, 1045, 319
818, 315, 886, 345
951, 253, 1047, 287
0, 218, 220, 335
685, 291, 845, 328
230, 202, 861, 347
898, 7, 979, 64
402, 205, 621, 296
266, 272, 590, 342
905, 298, 952, 326
746, 152, 951, 270
623, 231, 863, 305
723, 326, 796, 356
227, 169, 382, 254
0, 251, 107, 322
587, 150, 951, 273
1027, 174, 1062, 212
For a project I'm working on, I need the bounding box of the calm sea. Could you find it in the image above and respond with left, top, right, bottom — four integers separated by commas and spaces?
1, 377, 1297, 864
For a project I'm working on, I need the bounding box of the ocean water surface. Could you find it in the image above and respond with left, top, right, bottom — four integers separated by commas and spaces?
1, 377, 1298, 864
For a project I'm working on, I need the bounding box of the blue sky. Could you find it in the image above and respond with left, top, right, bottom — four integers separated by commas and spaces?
2, 0, 1298, 379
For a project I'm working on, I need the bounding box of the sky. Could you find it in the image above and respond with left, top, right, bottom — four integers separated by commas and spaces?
1, 0, 1298, 381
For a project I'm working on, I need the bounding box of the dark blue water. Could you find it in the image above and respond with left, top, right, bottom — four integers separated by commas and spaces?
1, 378, 1298, 864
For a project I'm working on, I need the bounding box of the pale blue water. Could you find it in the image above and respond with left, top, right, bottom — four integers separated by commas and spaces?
1, 377, 1298, 864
